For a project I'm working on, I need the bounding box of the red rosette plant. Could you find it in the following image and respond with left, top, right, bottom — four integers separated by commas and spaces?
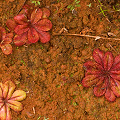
82, 48, 120, 102
0, 80, 26, 120
7, 5, 52, 46
0, 27, 13, 55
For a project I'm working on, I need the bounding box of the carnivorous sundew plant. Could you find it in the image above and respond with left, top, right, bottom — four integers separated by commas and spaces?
82, 48, 120, 102
7, 5, 52, 46
0, 80, 26, 120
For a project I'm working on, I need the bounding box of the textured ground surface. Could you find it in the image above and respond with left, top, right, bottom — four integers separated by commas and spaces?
0, 0, 120, 119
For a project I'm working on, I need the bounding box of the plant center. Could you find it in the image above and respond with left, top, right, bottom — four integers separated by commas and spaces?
102, 70, 110, 77
2, 97, 8, 104
27, 20, 35, 29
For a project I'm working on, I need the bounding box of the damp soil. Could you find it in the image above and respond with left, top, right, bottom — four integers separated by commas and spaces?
0, 0, 120, 120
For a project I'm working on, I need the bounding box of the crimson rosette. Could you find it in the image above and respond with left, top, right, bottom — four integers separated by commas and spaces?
7, 6, 52, 46
82, 48, 120, 102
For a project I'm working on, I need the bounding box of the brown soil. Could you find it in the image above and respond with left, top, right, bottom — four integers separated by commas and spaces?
0, 0, 120, 120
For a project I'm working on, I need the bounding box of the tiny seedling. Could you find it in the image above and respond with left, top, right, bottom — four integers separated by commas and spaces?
44, 117, 49, 120
21, 60, 26, 65
56, 84, 60, 88
31, 0, 41, 6
87, 3, 91, 7
113, 5, 120, 12
37, 116, 41, 120
67, 0, 80, 11
73, 102, 78, 106
97, 0, 107, 17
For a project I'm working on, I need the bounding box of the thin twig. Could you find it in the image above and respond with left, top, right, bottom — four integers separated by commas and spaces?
107, 43, 119, 54
53, 32, 120, 41
33, 107, 35, 114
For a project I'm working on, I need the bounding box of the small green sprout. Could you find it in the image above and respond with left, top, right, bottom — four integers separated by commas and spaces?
73, 102, 78, 106
56, 84, 60, 88
116, 114, 118, 119
31, 0, 40, 6
113, 5, 120, 12
44, 117, 49, 120
40, 45, 44, 49
70, 73, 73, 77
78, 84, 82, 87
97, 0, 107, 17
33, 70, 35, 75
67, 0, 80, 11
87, 3, 91, 7
37, 116, 41, 120
16, 47, 19, 49
21, 60, 26, 65
39, 67, 42, 70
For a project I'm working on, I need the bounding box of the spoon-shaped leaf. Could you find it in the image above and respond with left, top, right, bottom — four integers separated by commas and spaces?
8, 100, 23, 111
10, 90, 26, 101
